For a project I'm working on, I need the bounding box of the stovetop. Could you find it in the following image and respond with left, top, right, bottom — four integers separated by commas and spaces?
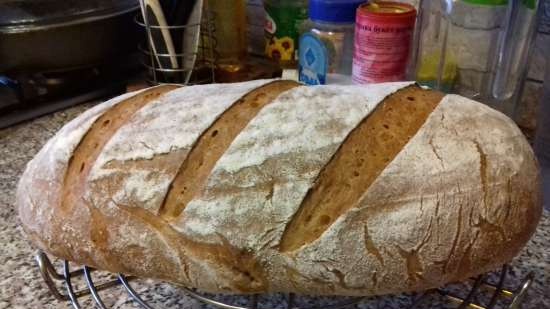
0, 64, 136, 129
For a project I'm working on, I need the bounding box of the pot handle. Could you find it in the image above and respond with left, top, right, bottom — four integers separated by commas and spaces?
0, 76, 23, 108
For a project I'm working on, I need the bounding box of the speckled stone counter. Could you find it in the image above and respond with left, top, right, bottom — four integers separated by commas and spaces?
1, 103, 549, 309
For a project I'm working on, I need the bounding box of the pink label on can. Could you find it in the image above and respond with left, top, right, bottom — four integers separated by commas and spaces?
352, 11, 415, 84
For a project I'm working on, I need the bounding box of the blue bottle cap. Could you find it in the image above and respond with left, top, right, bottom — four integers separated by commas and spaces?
309, 0, 366, 24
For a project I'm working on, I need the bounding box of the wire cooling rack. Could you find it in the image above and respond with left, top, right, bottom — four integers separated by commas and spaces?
35, 251, 534, 309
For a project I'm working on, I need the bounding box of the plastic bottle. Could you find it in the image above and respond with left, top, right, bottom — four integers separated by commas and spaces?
298, 0, 364, 85
263, 0, 309, 68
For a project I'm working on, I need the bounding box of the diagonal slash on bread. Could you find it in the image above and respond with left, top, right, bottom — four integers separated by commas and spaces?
17, 80, 541, 296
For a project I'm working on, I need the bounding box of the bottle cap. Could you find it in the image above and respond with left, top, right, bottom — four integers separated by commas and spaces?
309, 0, 366, 24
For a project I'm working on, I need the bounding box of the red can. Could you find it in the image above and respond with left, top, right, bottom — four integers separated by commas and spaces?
352, 2, 417, 84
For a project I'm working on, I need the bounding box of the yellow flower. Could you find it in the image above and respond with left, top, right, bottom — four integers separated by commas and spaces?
266, 37, 295, 61
266, 44, 283, 61
277, 36, 294, 52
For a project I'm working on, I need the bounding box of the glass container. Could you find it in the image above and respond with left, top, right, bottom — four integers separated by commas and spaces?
414, 0, 541, 116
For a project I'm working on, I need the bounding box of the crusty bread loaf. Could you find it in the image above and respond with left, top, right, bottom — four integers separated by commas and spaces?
17, 80, 542, 296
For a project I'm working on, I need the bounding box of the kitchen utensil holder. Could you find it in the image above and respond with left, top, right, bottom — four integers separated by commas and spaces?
135, 8, 217, 85
35, 250, 534, 309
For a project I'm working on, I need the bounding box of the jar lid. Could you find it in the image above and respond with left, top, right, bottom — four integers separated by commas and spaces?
309, 0, 366, 23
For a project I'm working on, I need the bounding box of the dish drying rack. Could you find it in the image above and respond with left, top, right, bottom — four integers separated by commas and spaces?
136, 5, 217, 85
35, 251, 534, 309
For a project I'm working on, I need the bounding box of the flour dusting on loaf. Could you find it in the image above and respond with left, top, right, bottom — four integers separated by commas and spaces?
93, 80, 272, 169
17, 80, 542, 296
212, 82, 413, 174
88, 80, 273, 214
16, 89, 149, 249
175, 82, 413, 249
281, 94, 541, 294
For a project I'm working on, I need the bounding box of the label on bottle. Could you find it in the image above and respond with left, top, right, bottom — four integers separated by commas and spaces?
352, 4, 416, 84
264, 2, 308, 64
299, 33, 328, 85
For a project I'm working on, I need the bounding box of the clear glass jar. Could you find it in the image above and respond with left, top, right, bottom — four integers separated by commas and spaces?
414, 0, 540, 116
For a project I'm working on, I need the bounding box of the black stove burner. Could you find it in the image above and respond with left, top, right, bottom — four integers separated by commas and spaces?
0, 65, 133, 129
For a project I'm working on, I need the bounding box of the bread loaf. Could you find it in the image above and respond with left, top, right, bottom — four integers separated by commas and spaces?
17, 80, 542, 296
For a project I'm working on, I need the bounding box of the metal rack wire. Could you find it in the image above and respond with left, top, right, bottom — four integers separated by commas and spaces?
135, 2, 217, 85
35, 250, 534, 309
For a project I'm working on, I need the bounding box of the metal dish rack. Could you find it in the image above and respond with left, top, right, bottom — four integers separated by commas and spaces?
135, 4, 217, 85
35, 250, 534, 309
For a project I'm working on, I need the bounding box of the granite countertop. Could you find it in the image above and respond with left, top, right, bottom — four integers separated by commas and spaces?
0, 103, 549, 309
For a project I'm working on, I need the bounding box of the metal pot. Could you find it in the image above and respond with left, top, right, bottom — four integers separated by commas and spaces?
0, 0, 140, 73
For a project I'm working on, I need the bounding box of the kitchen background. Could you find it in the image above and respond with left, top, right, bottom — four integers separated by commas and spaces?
1, 0, 550, 308
1, 0, 548, 135
248, 0, 549, 137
